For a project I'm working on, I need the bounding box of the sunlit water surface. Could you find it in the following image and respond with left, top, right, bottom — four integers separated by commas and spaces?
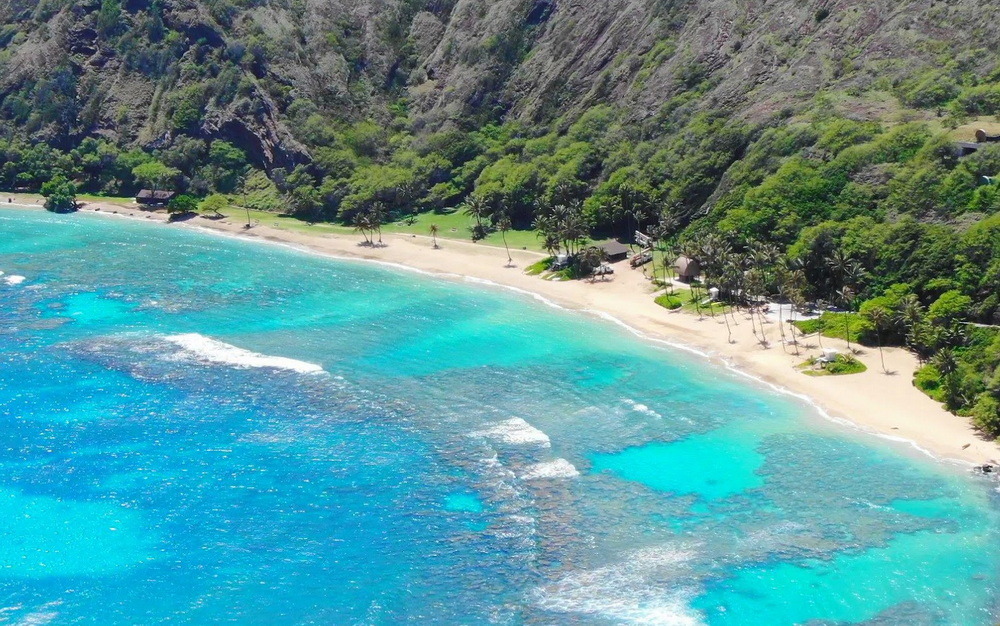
1, 208, 998, 625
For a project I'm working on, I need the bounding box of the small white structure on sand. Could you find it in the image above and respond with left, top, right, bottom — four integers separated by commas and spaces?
819, 348, 839, 363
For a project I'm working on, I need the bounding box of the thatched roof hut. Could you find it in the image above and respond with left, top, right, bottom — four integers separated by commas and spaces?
673, 255, 701, 282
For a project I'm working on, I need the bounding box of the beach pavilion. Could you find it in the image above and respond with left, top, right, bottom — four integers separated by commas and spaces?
597, 240, 630, 262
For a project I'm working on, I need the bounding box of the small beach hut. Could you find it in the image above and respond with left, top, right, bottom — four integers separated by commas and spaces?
597, 240, 630, 262
673, 255, 701, 283
819, 348, 840, 363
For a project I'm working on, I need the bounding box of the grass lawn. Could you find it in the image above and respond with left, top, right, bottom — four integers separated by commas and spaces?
76, 194, 135, 205
655, 293, 684, 310
793, 311, 869, 345
218, 205, 549, 252
380, 209, 545, 251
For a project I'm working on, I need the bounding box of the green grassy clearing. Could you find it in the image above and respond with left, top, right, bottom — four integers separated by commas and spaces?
218, 204, 548, 252
793, 311, 869, 344
799, 353, 867, 376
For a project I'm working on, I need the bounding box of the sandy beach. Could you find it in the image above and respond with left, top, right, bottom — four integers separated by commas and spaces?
6, 195, 998, 467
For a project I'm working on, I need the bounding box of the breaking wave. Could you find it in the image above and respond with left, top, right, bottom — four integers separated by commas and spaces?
521, 458, 580, 480
534, 545, 704, 625
470, 417, 551, 447
164, 333, 324, 374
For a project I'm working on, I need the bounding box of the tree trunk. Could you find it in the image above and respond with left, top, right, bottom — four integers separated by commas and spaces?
723, 305, 733, 343
877, 329, 886, 373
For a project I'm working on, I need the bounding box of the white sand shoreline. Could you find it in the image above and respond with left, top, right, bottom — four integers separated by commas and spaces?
5, 198, 998, 469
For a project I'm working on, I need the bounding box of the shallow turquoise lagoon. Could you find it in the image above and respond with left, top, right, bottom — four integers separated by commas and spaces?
1, 208, 999, 624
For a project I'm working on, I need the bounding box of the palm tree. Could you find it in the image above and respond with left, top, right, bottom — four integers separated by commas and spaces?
533, 214, 560, 257
898, 294, 925, 356
463, 195, 490, 240
774, 266, 790, 353
784, 268, 808, 356
353, 211, 372, 245
429, 223, 440, 249
720, 252, 742, 328
933, 349, 962, 410
557, 202, 588, 256
747, 270, 768, 346
496, 211, 513, 266
837, 286, 855, 350
717, 255, 736, 344
369, 202, 387, 246
826, 248, 852, 296
662, 250, 677, 295
680, 241, 704, 319
579, 246, 607, 282
865, 305, 890, 373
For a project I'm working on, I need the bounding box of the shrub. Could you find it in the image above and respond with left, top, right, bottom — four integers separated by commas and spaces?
40, 175, 77, 213
655, 294, 684, 310
167, 194, 198, 213
914, 364, 944, 402
825, 353, 866, 375
971, 394, 1000, 437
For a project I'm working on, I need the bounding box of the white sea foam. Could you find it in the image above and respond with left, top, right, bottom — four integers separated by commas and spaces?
623, 398, 663, 419
3, 275, 25, 285
534, 545, 704, 625
521, 458, 579, 480
471, 417, 551, 447
164, 333, 324, 374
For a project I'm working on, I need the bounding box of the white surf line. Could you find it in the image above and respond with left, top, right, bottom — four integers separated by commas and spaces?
70, 215, 974, 469
575, 305, 970, 468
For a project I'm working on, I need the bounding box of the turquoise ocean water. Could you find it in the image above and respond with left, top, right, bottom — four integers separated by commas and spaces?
1, 207, 999, 624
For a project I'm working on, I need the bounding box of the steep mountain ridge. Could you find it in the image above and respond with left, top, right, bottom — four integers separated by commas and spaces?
3, 0, 998, 164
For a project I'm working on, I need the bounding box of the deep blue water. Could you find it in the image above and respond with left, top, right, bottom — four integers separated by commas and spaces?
1, 208, 999, 625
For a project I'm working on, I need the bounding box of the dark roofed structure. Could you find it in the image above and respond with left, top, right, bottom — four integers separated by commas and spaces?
136, 189, 176, 206
597, 240, 630, 262
957, 129, 1000, 157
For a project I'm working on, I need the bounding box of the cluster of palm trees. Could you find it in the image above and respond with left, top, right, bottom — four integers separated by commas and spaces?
651, 233, 873, 354
353, 202, 386, 246
462, 196, 515, 264
670, 235, 795, 348
532, 202, 589, 257
528, 202, 614, 278
825, 248, 867, 351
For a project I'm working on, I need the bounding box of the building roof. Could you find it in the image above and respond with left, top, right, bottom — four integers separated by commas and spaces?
597, 240, 630, 257
673, 255, 701, 275
136, 189, 176, 200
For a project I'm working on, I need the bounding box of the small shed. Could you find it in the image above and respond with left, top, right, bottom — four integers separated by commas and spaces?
136, 189, 176, 206
673, 255, 701, 283
597, 240, 630, 262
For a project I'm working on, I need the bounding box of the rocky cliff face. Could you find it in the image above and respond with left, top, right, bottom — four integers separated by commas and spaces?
408, 0, 998, 126
0, 0, 997, 166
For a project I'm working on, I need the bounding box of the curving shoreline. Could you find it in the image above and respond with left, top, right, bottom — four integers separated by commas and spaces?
4, 197, 998, 468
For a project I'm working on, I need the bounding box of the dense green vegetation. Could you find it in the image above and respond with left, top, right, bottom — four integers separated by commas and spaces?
3, 0, 1000, 435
